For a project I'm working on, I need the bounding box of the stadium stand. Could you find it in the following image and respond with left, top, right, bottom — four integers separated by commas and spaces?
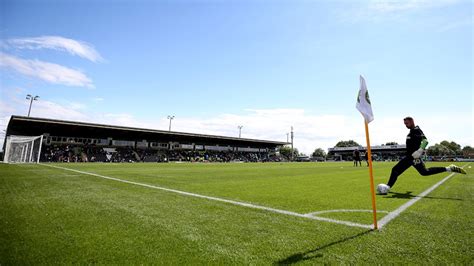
327, 145, 407, 161
3, 116, 286, 163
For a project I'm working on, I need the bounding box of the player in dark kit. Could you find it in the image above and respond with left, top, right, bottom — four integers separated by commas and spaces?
353, 149, 361, 167
379, 117, 466, 194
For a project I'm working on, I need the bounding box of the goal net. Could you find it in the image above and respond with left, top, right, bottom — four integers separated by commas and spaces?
3, 135, 43, 163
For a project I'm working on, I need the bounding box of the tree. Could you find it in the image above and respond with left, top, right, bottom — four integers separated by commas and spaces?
279, 145, 299, 160
335, 140, 360, 147
426, 145, 437, 156
462, 146, 474, 157
426, 141, 461, 156
312, 148, 326, 158
439, 141, 461, 155
427, 144, 452, 156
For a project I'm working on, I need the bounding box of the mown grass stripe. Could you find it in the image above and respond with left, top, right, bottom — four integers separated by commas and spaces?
39, 163, 372, 229
378, 163, 470, 229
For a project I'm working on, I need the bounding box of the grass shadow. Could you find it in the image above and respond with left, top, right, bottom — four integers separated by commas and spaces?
386, 191, 462, 201
275, 230, 372, 265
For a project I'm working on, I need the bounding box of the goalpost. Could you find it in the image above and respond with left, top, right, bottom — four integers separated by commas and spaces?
3, 135, 44, 163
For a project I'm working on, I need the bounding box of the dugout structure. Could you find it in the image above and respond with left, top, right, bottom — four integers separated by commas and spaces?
327, 145, 407, 161
3, 116, 287, 162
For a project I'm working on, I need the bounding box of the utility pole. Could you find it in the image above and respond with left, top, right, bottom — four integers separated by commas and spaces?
167, 115, 175, 131
238, 125, 243, 138
26, 94, 39, 117
291, 126, 294, 161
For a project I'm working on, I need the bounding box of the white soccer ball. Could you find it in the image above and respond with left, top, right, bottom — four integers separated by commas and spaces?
377, 184, 390, 194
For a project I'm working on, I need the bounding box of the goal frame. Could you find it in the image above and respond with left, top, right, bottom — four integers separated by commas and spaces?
3, 135, 44, 164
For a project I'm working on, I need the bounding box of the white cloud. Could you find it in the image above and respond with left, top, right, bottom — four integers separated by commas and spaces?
100, 113, 157, 129
437, 17, 473, 32
167, 109, 473, 155
339, 0, 462, 23
27, 100, 90, 121
0, 53, 94, 88
368, 0, 459, 13
92, 97, 104, 103
0, 99, 17, 115
6, 36, 103, 63
1, 93, 472, 154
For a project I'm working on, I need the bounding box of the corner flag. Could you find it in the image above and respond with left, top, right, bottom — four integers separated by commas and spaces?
356, 75, 374, 123
356, 75, 378, 230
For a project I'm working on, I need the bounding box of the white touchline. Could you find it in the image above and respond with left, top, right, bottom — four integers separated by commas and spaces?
39, 163, 372, 229
378, 163, 470, 229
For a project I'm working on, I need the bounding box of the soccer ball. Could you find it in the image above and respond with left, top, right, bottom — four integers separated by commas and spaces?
377, 184, 390, 194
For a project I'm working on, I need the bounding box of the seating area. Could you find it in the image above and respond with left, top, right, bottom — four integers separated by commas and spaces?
40, 144, 280, 163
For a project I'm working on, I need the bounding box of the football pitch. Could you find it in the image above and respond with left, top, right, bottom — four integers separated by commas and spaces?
1, 162, 472, 264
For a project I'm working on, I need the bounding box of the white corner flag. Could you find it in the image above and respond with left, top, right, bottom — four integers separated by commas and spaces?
356, 75, 374, 123
355, 75, 378, 230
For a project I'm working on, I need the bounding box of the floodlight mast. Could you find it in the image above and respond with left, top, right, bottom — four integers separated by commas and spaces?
167, 115, 175, 131
238, 125, 243, 138
291, 126, 294, 161
26, 94, 39, 117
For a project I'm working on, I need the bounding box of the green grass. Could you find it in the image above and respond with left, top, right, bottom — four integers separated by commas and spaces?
0, 161, 472, 264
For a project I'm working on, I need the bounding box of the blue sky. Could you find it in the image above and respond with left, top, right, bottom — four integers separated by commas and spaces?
1, 0, 472, 154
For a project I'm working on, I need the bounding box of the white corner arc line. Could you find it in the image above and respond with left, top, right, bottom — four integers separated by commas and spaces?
378, 163, 470, 229
306, 209, 389, 216
39, 163, 372, 229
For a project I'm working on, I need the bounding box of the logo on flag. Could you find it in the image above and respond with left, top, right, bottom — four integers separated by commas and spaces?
356, 75, 374, 123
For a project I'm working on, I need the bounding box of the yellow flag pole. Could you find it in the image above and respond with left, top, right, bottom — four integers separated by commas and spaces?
365, 121, 378, 230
